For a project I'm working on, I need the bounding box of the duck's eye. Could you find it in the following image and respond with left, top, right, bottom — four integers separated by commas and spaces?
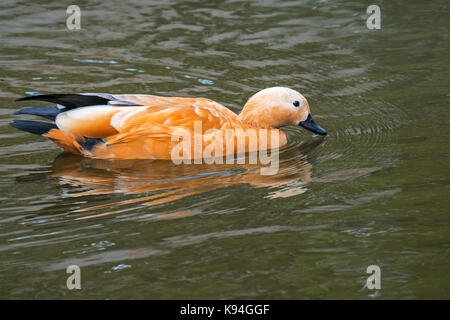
293, 100, 300, 107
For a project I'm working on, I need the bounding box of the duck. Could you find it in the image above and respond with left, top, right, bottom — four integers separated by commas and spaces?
10, 87, 326, 160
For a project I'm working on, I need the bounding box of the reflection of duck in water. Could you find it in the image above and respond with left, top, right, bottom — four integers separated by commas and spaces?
49, 139, 320, 219
11, 87, 326, 160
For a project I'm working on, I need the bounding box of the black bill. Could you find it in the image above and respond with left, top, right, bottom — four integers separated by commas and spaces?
299, 114, 327, 136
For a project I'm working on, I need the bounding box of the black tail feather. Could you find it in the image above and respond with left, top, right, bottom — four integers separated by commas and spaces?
17, 94, 111, 110
10, 120, 104, 151
14, 106, 61, 121
10, 120, 57, 135
81, 137, 104, 152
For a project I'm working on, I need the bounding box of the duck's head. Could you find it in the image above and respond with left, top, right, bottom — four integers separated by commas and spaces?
239, 87, 327, 135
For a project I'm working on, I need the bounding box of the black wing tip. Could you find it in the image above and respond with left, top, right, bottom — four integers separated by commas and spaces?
16, 93, 143, 108
15, 94, 111, 109
16, 95, 32, 101
13, 106, 61, 120
16, 94, 69, 100
10, 119, 57, 135
16, 94, 56, 102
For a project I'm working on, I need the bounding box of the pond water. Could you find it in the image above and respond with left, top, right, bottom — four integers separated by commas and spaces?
0, 0, 448, 299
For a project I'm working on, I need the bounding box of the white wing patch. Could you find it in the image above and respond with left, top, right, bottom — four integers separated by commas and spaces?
56, 105, 141, 132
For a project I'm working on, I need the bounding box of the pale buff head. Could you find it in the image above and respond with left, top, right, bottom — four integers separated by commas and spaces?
239, 87, 327, 135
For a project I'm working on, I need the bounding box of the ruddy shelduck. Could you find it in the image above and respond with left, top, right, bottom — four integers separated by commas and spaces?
10, 87, 327, 160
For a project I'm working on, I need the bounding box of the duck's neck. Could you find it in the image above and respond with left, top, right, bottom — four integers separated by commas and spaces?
237, 101, 273, 129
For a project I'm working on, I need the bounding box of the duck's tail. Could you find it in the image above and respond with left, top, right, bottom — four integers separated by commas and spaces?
10, 119, 57, 136
11, 94, 109, 156
10, 119, 103, 156
13, 106, 61, 120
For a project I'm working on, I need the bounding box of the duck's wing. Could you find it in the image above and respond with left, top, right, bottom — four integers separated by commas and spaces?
54, 95, 237, 138
93, 97, 240, 159
14, 93, 240, 159
109, 97, 237, 133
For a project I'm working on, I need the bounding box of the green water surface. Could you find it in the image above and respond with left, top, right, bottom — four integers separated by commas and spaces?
0, 0, 448, 299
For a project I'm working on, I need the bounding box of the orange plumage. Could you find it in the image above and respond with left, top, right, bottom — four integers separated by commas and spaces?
12, 87, 327, 160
